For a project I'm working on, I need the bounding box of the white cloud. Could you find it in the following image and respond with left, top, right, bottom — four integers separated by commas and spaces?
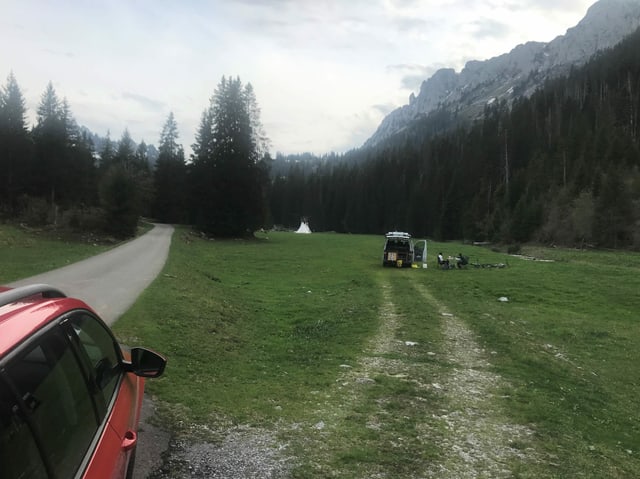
0, 0, 595, 156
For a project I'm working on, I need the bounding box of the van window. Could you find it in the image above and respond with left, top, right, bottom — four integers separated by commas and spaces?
4, 328, 98, 478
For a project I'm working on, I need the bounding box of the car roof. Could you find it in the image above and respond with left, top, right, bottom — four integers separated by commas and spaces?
385, 231, 411, 239
0, 285, 94, 358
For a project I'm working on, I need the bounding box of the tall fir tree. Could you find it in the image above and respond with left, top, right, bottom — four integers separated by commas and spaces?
32, 82, 64, 206
0, 72, 32, 213
190, 76, 269, 236
59, 97, 97, 206
243, 83, 270, 161
114, 129, 136, 171
99, 131, 115, 172
153, 112, 187, 223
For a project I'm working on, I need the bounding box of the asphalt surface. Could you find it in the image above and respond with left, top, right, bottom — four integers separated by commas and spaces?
9, 223, 175, 477
10, 223, 174, 325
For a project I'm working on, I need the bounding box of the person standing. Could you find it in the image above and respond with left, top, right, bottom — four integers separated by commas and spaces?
437, 252, 449, 269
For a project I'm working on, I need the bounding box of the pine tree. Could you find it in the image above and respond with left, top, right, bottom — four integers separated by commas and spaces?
158, 112, 180, 158
99, 131, 115, 172
32, 83, 92, 222
190, 76, 269, 236
36, 82, 61, 124
594, 170, 634, 248
244, 83, 270, 161
99, 165, 139, 238
27, 83, 98, 222
133, 139, 154, 217
58, 97, 96, 206
71, 129, 98, 206
135, 139, 150, 170
98, 130, 150, 237
60, 98, 79, 147
0, 72, 32, 214
153, 112, 187, 223
114, 129, 136, 171
32, 82, 64, 207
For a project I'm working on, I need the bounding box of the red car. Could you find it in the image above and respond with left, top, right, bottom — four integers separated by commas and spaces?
0, 284, 166, 479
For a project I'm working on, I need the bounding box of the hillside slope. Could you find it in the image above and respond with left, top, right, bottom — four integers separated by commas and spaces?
365, 0, 640, 148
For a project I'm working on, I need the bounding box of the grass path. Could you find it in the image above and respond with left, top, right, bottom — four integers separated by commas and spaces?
290, 279, 426, 477
286, 277, 539, 477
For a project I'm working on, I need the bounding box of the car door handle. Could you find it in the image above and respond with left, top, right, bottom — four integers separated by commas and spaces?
122, 430, 137, 451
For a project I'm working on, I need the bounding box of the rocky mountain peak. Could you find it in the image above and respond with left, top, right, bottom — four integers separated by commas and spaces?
364, 0, 640, 148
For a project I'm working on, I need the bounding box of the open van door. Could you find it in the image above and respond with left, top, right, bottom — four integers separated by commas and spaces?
413, 240, 428, 267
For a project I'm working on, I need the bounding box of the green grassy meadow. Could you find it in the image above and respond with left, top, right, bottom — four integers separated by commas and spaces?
3, 224, 640, 477
0, 224, 111, 281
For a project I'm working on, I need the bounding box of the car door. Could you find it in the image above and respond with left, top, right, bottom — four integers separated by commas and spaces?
0, 324, 100, 478
63, 312, 142, 479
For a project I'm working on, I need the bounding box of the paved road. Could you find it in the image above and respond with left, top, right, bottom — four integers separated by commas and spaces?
9, 223, 174, 326
9, 223, 175, 477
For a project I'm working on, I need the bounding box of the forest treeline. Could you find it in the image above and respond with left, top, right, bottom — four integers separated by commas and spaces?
2, 28, 640, 248
271, 27, 640, 249
0, 75, 269, 238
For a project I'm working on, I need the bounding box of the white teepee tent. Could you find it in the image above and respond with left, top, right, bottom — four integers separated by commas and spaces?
295, 220, 311, 234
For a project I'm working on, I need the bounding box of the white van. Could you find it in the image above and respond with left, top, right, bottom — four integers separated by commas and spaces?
382, 232, 427, 268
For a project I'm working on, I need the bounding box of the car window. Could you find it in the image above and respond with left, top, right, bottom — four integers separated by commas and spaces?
0, 377, 48, 479
67, 313, 122, 411
4, 328, 98, 478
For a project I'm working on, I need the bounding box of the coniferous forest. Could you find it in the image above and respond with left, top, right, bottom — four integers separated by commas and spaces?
0, 76, 269, 239
271, 27, 640, 249
1, 29, 640, 249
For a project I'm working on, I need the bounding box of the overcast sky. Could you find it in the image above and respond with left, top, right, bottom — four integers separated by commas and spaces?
1, 0, 596, 156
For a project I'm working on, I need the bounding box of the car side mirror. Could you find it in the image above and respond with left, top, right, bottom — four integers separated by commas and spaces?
124, 347, 167, 378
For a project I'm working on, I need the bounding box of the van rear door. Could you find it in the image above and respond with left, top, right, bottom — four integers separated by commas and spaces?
413, 240, 427, 267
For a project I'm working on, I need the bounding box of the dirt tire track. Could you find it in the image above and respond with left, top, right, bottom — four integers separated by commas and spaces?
412, 282, 538, 478
303, 277, 539, 478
